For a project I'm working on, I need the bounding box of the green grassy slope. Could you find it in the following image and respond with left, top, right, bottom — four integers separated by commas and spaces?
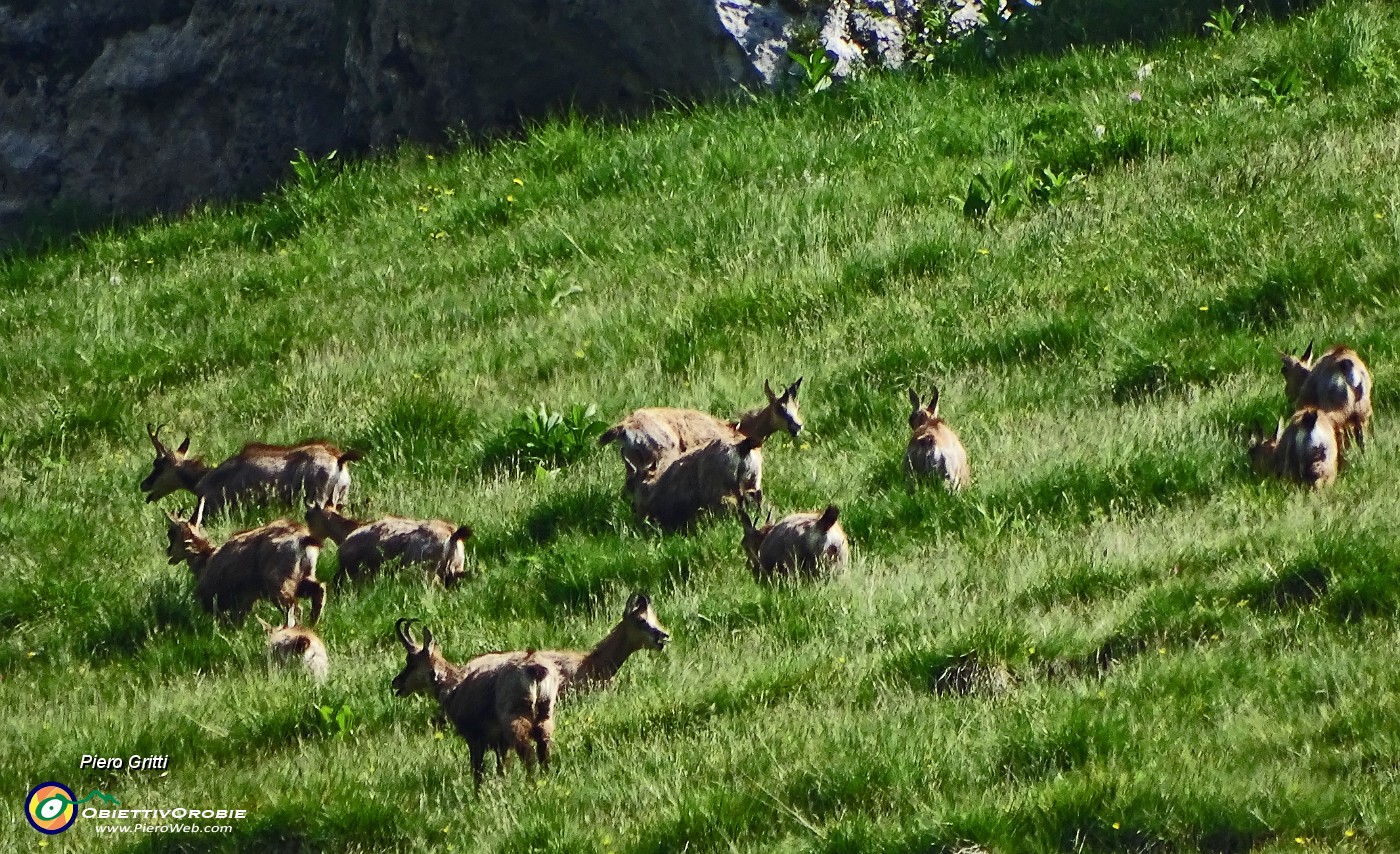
4, 3, 1400, 851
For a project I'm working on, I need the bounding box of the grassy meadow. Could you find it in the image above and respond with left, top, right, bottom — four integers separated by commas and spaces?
4, 2, 1400, 850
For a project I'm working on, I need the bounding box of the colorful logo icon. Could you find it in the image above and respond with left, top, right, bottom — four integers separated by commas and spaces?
25, 782, 78, 834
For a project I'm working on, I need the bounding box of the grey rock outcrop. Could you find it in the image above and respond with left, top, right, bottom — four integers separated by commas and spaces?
0, 0, 952, 243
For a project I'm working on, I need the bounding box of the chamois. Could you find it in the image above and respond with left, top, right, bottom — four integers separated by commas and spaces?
1248, 409, 1344, 489
164, 500, 327, 625
392, 619, 561, 788
536, 592, 670, 694
905, 387, 970, 490
305, 504, 473, 586
600, 377, 803, 492
258, 614, 330, 683
142, 424, 363, 516
1278, 341, 1373, 451
739, 504, 850, 581
630, 437, 762, 530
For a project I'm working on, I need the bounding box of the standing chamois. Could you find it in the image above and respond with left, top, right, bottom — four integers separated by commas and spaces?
305, 504, 473, 586
142, 423, 362, 517
258, 613, 330, 683
1248, 409, 1344, 489
600, 377, 804, 493
535, 592, 670, 695
739, 503, 850, 581
905, 387, 970, 490
630, 437, 762, 530
164, 500, 327, 625
392, 619, 562, 788
1278, 341, 1373, 451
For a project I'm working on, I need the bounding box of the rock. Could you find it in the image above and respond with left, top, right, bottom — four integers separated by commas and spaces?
0, 0, 958, 243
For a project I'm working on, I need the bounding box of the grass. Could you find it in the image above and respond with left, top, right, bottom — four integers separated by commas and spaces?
4, 2, 1400, 850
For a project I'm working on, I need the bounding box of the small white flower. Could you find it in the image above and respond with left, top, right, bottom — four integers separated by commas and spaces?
1136, 62, 1155, 80
1093, 124, 1106, 139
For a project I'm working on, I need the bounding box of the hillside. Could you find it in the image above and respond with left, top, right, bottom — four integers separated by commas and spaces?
3, 3, 1400, 851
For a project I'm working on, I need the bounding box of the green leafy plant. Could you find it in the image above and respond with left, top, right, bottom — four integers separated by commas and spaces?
1203, 4, 1245, 41
490, 403, 609, 473
1025, 166, 1086, 206
788, 48, 836, 94
290, 149, 339, 189
315, 702, 354, 738
1250, 66, 1302, 106
952, 160, 1026, 222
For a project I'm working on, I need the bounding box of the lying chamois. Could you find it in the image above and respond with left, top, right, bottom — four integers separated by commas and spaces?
536, 592, 670, 694
258, 613, 330, 683
142, 423, 363, 516
739, 503, 850, 581
905, 387, 970, 490
1248, 409, 1344, 489
305, 504, 473, 586
392, 618, 561, 788
630, 437, 761, 530
1278, 341, 1373, 451
164, 500, 326, 625
600, 377, 803, 492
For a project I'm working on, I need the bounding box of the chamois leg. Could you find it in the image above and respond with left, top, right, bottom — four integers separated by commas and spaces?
534, 719, 554, 771
297, 578, 326, 626
469, 743, 487, 790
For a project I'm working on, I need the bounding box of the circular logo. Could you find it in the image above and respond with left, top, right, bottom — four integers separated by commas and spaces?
25, 782, 77, 834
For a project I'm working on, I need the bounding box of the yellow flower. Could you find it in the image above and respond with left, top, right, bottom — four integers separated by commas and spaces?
1158, 647, 1166, 655
513, 177, 525, 186
1112, 822, 1120, 830
1375, 212, 1385, 220
506, 195, 515, 203
417, 205, 429, 213
1345, 829, 1356, 838
1199, 305, 1209, 311
977, 247, 990, 255
426, 154, 435, 160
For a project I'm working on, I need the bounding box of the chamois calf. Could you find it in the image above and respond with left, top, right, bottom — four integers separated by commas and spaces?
739, 504, 850, 581
1248, 409, 1344, 489
258, 614, 330, 683
164, 501, 327, 625
305, 504, 473, 586
630, 437, 762, 530
392, 619, 561, 788
1278, 341, 1373, 451
536, 592, 670, 694
600, 377, 804, 492
142, 424, 363, 517
905, 387, 970, 490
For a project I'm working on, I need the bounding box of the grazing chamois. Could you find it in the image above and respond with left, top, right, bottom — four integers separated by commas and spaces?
258, 614, 330, 683
305, 504, 473, 586
536, 592, 670, 694
600, 377, 804, 492
905, 387, 970, 490
164, 500, 327, 625
1248, 409, 1344, 489
739, 503, 850, 581
392, 619, 561, 788
142, 424, 363, 516
630, 437, 762, 530
1278, 341, 1373, 451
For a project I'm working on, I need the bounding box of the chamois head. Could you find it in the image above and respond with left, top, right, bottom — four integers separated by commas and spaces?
908, 387, 946, 433
761, 377, 805, 439
737, 502, 774, 573
141, 423, 200, 502
305, 502, 360, 545
1278, 339, 1315, 403
619, 593, 670, 652
391, 618, 444, 698
163, 498, 210, 567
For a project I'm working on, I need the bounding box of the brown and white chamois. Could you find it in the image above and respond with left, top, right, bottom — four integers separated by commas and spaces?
392, 618, 562, 788
535, 592, 670, 695
600, 377, 804, 492
1278, 341, 1373, 451
905, 387, 970, 490
1247, 408, 1344, 489
738, 503, 850, 581
629, 437, 762, 530
164, 499, 327, 625
257, 613, 330, 683
142, 423, 363, 517
305, 504, 473, 586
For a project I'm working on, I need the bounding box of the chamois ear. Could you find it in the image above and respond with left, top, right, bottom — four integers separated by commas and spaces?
421, 624, 437, 653
1274, 417, 1285, 442
908, 388, 921, 413
928, 385, 941, 417
1301, 339, 1314, 363
786, 377, 803, 399
177, 434, 191, 455
818, 504, 840, 531
191, 496, 207, 529
764, 379, 778, 403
